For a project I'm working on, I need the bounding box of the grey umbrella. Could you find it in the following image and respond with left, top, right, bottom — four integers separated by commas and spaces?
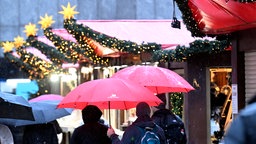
0, 92, 34, 120
0, 124, 14, 144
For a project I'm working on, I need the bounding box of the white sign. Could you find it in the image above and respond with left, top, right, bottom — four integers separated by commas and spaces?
232, 84, 238, 114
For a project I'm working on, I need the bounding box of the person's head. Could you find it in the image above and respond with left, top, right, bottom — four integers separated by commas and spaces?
82, 105, 102, 123
136, 102, 151, 117
155, 93, 166, 109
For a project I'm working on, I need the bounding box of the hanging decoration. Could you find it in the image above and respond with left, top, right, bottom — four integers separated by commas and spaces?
24, 23, 39, 37
58, 3, 109, 65
38, 14, 81, 64
2, 41, 33, 76
23, 22, 72, 65
2, 40, 44, 79
38, 14, 55, 29
58, 2, 79, 19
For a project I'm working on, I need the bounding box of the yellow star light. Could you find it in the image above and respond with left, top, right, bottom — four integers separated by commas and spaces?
14, 36, 25, 48
2, 41, 14, 53
23, 23, 38, 37
59, 2, 79, 19
38, 14, 55, 29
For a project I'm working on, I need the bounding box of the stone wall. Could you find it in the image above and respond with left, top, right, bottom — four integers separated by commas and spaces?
0, 0, 181, 41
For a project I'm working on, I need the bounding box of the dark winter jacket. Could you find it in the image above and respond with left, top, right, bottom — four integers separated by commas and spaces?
110, 115, 166, 144
151, 109, 187, 144
70, 122, 111, 144
23, 123, 59, 144
151, 109, 183, 128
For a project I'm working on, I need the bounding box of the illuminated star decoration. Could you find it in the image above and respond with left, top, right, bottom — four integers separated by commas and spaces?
24, 23, 38, 37
59, 2, 79, 19
14, 36, 25, 48
2, 41, 14, 53
38, 14, 55, 29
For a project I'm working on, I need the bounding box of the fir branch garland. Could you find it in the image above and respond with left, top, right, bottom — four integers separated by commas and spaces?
26, 36, 73, 65
64, 19, 161, 54
44, 27, 80, 64
152, 39, 229, 62
4, 52, 34, 76
175, 0, 206, 37
44, 27, 109, 65
15, 46, 63, 79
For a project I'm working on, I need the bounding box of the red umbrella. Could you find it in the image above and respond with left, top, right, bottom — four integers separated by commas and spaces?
57, 78, 162, 123
111, 65, 194, 94
57, 78, 162, 110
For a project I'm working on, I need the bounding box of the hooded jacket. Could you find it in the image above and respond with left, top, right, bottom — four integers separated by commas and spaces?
110, 115, 166, 144
151, 108, 187, 144
151, 109, 183, 128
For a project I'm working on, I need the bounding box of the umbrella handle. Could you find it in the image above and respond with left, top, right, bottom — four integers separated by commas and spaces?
108, 101, 111, 126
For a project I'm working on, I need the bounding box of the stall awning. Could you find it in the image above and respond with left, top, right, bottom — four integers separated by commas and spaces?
76, 20, 204, 48
188, 0, 256, 34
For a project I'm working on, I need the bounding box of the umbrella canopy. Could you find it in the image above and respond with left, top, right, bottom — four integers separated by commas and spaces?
0, 92, 34, 120
0, 100, 73, 127
111, 65, 194, 94
29, 94, 64, 102
0, 124, 14, 144
57, 78, 162, 110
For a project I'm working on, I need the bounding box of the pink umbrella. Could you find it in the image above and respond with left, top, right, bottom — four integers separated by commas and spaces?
57, 78, 162, 110
29, 94, 64, 102
57, 78, 162, 123
111, 65, 194, 94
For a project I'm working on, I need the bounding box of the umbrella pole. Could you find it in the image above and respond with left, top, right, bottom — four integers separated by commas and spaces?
108, 101, 111, 127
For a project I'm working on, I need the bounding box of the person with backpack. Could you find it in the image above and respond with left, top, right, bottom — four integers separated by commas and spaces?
107, 102, 166, 144
151, 94, 187, 144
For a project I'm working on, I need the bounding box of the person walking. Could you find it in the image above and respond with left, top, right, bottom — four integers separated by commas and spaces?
107, 102, 166, 144
151, 93, 187, 144
70, 105, 111, 144
223, 94, 256, 143
23, 120, 61, 144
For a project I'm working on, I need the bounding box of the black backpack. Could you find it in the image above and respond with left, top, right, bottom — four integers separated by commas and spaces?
162, 114, 187, 144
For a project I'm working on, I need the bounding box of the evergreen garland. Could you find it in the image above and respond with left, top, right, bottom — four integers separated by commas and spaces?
175, 0, 206, 37
26, 36, 72, 65
4, 52, 34, 77
152, 39, 229, 62
63, 19, 161, 54
44, 27, 109, 65
170, 93, 184, 118
44, 28, 79, 64
16, 46, 63, 79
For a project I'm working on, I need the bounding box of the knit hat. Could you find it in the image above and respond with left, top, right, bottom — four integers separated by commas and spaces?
136, 102, 151, 117
82, 105, 102, 123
